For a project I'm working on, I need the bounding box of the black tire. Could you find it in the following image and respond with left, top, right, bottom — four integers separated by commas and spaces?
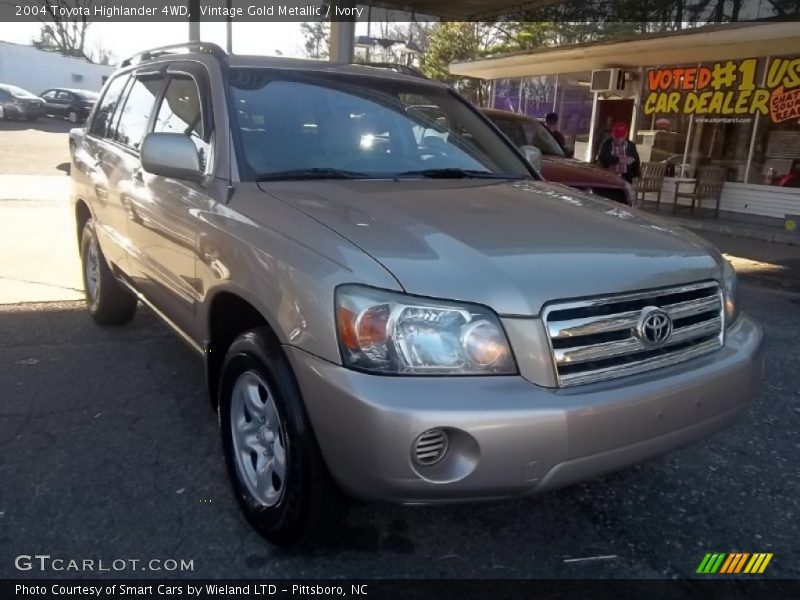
218, 328, 349, 546
80, 220, 137, 325
67, 110, 79, 124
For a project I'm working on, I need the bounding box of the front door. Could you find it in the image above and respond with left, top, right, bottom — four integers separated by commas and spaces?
592, 99, 634, 161
123, 69, 214, 338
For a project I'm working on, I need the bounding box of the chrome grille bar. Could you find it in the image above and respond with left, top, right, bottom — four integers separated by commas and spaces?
554, 316, 723, 366
544, 281, 724, 387
548, 293, 721, 339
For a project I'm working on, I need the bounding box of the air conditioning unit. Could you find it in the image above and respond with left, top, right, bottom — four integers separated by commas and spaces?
591, 68, 626, 93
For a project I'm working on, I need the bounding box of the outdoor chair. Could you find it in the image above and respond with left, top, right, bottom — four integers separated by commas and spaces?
635, 162, 667, 208
673, 166, 727, 218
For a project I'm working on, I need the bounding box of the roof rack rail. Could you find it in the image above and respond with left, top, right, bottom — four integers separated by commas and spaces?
121, 42, 227, 68
364, 62, 429, 80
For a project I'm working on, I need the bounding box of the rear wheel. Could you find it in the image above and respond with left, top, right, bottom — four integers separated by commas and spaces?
67, 110, 79, 123
80, 220, 137, 325
218, 329, 349, 546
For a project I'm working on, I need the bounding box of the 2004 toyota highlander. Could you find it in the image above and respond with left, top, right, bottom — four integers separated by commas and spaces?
69, 43, 764, 546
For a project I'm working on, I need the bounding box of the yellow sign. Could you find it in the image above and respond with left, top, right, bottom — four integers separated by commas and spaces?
644, 57, 800, 123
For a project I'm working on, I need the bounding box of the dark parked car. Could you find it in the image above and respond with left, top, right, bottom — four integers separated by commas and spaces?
40, 88, 99, 123
483, 108, 635, 205
0, 84, 44, 121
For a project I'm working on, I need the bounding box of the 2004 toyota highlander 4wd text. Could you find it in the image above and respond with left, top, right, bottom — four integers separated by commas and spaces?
69, 43, 764, 546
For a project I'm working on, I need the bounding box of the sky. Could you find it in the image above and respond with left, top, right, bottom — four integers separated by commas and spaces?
0, 21, 313, 62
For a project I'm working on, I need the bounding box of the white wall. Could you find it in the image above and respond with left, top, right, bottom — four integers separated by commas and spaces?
652, 177, 800, 219
0, 41, 114, 94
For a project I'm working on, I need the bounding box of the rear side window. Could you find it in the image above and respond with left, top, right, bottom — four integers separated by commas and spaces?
492, 118, 527, 148
114, 77, 162, 151
89, 75, 129, 138
153, 75, 209, 166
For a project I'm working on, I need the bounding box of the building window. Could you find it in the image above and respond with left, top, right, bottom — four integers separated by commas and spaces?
635, 56, 800, 187
492, 72, 593, 159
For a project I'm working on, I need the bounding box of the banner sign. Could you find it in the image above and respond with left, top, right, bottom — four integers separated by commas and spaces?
644, 57, 800, 123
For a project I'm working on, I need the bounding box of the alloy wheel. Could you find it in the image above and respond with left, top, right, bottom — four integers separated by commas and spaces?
230, 370, 287, 507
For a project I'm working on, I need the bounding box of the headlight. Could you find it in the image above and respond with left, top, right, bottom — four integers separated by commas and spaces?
722, 260, 739, 326
335, 285, 517, 375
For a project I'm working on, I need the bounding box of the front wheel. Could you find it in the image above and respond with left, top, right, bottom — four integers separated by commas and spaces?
218, 329, 349, 546
80, 220, 137, 325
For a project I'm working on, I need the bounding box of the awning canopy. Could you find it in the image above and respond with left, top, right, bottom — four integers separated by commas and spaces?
449, 22, 800, 79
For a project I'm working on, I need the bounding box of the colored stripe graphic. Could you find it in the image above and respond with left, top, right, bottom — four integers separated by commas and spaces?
697, 553, 727, 573
699, 552, 774, 574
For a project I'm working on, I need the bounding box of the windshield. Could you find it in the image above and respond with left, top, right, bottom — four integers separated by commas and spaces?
0, 84, 38, 99
229, 69, 533, 181
489, 114, 566, 158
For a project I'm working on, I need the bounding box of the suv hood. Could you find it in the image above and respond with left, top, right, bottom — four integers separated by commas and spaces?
541, 157, 626, 189
260, 179, 722, 315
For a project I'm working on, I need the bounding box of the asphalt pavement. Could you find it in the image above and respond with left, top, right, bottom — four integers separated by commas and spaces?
0, 283, 798, 579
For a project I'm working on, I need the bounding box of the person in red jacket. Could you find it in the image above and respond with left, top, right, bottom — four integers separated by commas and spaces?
778, 160, 800, 188
597, 122, 641, 184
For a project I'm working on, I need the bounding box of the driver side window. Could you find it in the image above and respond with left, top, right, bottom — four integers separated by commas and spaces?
153, 75, 209, 170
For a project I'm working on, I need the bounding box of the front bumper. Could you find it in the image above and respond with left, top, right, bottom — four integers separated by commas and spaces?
287, 314, 763, 503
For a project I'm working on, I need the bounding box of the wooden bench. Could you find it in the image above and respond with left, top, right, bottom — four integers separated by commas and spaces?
673, 166, 726, 218
635, 162, 666, 208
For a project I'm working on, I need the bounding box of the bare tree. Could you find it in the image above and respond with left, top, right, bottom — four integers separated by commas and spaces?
26, 0, 95, 60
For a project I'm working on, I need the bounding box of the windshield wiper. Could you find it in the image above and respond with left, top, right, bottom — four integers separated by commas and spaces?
393, 168, 522, 180
256, 168, 371, 181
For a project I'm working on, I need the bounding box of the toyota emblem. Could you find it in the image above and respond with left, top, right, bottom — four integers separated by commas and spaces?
637, 306, 673, 347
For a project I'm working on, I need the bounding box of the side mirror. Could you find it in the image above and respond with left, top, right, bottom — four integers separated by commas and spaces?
141, 132, 203, 181
520, 145, 543, 172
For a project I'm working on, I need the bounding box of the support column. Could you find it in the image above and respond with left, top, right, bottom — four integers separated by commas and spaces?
629, 68, 644, 142
329, 1, 356, 63
226, 0, 233, 53
586, 91, 599, 163
744, 56, 770, 184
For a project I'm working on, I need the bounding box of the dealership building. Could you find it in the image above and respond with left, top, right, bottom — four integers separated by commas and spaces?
450, 22, 800, 221
0, 41, 114, 93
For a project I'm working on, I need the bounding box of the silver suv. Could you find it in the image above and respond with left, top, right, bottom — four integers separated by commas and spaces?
70, 43, 764, 546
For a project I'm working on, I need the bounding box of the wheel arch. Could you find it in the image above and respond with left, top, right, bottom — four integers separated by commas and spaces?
204, 288, 283, 410
74, 199, 92, 247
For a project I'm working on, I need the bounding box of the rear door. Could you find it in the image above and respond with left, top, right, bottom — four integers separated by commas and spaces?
80, 73, 132, 271
55, 90, 74, 117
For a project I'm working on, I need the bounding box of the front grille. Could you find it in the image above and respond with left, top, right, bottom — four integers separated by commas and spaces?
543, 281, 724, 387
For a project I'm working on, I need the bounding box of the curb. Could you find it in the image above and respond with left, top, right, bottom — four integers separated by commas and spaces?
643, 212, 800, 247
